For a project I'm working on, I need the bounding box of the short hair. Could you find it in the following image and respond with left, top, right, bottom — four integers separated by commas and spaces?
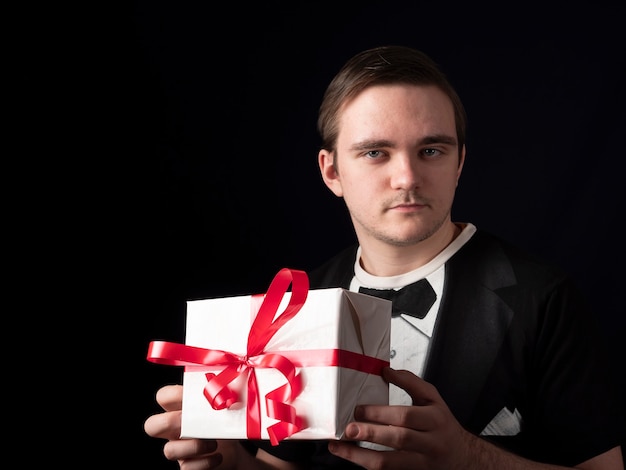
317, 45, 467, 158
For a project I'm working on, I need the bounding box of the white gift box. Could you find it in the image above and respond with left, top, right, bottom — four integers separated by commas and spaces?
178, 283, 391, 442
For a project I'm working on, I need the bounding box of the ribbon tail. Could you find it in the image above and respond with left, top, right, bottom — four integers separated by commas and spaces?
246, 369, 262, 440
265, 380, 306, 445
256, 353, 305, 444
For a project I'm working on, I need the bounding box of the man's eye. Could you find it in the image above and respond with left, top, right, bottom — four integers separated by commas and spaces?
422, 148, 441, 158
365, 150, 382, 159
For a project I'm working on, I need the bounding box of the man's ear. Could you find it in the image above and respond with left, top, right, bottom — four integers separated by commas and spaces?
318, 150, 343, 197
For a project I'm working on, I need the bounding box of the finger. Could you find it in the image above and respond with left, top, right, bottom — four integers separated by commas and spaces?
155, 384, 184, 411
163, 438, 218, 462
383, 367, 440, 405
345, 420, 426, 451
328, 440, 423, 470
178, 453, 223, 470
328, 441, 382, 469
144, 410, 182, 440
353, 403, 440, 432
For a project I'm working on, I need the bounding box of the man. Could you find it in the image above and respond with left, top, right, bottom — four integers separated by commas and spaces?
144, 45, 625, 469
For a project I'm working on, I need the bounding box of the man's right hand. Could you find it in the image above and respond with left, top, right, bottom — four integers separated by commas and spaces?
144, 384, 243, 469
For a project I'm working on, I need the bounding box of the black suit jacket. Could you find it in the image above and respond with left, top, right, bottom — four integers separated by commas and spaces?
255, 229, 625, 467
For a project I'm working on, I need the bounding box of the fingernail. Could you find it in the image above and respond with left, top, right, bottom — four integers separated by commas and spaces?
346, 423, 359, 438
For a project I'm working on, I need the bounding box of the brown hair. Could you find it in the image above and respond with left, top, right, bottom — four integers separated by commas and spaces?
317, 45, 467, 159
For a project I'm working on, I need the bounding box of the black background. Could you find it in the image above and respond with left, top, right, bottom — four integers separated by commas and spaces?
105, 2, 625, 467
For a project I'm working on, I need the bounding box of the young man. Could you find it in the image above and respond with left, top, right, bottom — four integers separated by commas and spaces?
144, 45, 625, 469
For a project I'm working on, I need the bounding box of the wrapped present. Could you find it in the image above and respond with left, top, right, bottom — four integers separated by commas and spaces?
147, 268, 391, 445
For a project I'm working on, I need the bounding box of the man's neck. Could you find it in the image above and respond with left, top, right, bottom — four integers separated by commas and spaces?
358, 222, 462, 277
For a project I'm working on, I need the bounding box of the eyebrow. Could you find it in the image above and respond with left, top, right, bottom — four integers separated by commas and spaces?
421, 134, 458, 146
349, 139, 394, 151
349, 134, 457, 151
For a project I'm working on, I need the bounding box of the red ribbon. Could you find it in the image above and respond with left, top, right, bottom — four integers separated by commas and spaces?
146, 268, 389, 445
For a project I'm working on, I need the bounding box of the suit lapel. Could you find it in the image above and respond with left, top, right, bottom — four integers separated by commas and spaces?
423, 231, 517, 430
308, 244, 358, 289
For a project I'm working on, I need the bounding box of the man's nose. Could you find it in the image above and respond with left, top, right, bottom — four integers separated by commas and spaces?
389, 154, 421, 190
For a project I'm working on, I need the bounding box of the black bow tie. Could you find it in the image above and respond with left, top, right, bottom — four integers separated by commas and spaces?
359, 279, 436, 319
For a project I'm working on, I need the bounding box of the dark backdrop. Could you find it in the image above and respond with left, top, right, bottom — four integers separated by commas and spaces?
109, 2, 625, 467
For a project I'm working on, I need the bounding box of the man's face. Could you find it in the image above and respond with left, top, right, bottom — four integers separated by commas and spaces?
320, 84, 464, 249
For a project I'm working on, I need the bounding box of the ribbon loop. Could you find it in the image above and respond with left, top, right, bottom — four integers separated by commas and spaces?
247, 268, 309, 355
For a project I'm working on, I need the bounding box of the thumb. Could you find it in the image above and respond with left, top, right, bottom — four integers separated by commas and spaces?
382, 367, 440, 405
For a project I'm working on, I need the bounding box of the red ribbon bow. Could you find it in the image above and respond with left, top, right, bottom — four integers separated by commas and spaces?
147, 268, 309, 444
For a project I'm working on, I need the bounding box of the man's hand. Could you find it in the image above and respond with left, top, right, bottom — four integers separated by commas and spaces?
327, 367, 474, 469
144, 384, 238, 469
